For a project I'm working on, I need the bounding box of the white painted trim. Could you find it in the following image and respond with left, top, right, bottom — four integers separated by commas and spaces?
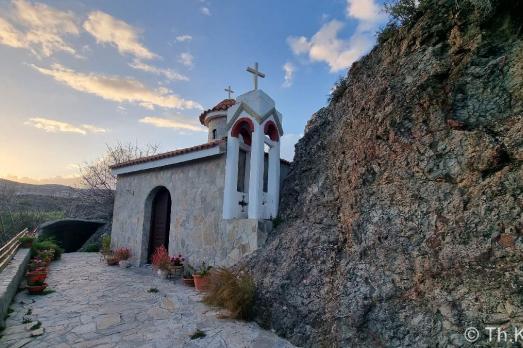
223, 137, 240, 219
112, 146, 223, 176
239, 143, 251, 152
264, 137, 276, 147
203, 111, 227, 125
248, 122, 265, 219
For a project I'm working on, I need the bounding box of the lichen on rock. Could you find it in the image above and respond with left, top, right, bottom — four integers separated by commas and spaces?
246, 0, 523, 346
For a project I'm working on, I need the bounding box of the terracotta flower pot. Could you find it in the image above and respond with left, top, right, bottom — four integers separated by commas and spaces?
106, 256, 119, 266
193, 274, 209, 291
182, 277, 195, 287
26, 271, 47, 283
27, 283, 48, 294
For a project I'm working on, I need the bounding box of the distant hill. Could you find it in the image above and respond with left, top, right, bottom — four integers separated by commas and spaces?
0, 178, 83, 199
0, 178, 87, 215
0, 177, 112, 220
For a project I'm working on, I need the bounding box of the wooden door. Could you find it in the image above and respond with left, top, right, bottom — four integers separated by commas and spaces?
148, 188, 171, 262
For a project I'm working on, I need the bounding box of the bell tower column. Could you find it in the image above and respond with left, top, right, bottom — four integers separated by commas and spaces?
247, 122, 264, 219
223, 136, 239, 219
267, 140, 280, 218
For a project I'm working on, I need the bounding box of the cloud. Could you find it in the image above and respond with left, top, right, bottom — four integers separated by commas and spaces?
0, 0, 79, 57
288, 20, 375, 72
346, 0, 384, 22
25, 117, 107, 135
287, 0, 385, 73
80, 124, 107, 133
129, 60, 189, 81
139, 116, 206, 132
282, 62, 295, 88
176, 35, 192, 42
280, 133, 302, 162
31, 64, 202, 110
83, 11, 156, 60
178, 52, 194, 67
0, 17, 25, 48
201, 7, 211, 16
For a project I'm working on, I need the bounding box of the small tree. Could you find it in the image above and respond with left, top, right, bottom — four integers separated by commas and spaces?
77, 142, 158, 219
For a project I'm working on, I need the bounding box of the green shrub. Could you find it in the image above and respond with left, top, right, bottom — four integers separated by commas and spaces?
384, 0, 426, 26
329, 77, 349, 104
84, 243, 100, 252
101, 235, 111, 255
377, 22, 400, 44
0, 211, 64, 248
383, 0, 495, 28
203, 267, 255, 320
32, 238, 63, 260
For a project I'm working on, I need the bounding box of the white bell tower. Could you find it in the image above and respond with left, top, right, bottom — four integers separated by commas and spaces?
222, 63, 284, 220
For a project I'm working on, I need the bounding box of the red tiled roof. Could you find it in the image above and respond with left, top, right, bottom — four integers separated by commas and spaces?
199, 99, 236, 125
110, 140, 225, 170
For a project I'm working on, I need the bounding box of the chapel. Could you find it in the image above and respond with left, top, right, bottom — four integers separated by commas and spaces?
109, 64, 290, 266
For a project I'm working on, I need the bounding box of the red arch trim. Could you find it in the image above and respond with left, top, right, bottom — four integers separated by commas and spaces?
264, 120, 279, 141
231, 117, 254, 146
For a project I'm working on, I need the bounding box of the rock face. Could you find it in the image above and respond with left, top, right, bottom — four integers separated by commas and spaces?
247, 1, 523, 346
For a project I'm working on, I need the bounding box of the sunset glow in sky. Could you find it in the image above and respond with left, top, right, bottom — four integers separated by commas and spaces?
0, 0, 387, 185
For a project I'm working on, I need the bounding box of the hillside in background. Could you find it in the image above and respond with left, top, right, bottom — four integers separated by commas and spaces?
0, 178, 113, 247
0, 178, 83, 214
247, 0, 523, 346
0, 178, 82, 199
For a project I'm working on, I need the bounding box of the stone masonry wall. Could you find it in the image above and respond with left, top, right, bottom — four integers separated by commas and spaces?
111, 156, 229, 266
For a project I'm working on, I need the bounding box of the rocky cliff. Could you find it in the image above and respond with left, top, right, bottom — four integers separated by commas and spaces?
247, 1, 523, 346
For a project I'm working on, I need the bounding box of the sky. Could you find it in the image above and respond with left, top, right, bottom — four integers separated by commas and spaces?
0, 0, 387, 185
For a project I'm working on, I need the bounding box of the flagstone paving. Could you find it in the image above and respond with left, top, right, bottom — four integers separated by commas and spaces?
0, 253, 295, 348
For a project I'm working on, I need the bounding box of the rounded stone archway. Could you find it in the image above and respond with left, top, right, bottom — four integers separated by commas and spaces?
142, 186, 172, 264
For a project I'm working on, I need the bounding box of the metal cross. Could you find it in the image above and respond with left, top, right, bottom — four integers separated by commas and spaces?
246, 62, 265, 90
225, 85, 234, 99
238, 194, 248, 212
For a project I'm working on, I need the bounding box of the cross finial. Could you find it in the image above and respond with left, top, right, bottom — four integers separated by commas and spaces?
225, 85, 234, 99
246, 62, 265, 90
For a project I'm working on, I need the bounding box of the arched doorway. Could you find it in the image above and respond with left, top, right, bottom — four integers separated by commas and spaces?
148, 187, 171, 262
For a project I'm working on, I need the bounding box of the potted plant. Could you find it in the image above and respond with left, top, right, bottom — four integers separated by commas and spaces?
182, 265, 195, 287
193, 262, 212, 291
115, 247, 131, 268
26, 268, 47, 283
151, 246, 171, 279
19, 235, 36, 248
27, 258, 47, 272
170, 254, 185, 277
106, 253, 119, 266
27, 280, 48, 294
37, 249, 54, 265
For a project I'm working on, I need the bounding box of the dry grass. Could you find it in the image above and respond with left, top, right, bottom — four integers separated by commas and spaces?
203, 267, 255, 320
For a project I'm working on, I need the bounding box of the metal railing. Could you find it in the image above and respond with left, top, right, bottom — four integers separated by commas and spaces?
0, 228, 28, 272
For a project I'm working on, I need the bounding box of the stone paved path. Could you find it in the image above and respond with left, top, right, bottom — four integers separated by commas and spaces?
0, 253, 294, 348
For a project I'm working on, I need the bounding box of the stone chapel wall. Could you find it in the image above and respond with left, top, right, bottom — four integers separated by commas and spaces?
111, 155, 230, 266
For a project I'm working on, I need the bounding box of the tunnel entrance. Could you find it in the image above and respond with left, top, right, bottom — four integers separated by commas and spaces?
38, 219, 106, 252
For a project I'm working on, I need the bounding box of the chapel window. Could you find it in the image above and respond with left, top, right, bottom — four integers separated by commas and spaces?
237, 149, 247, 192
